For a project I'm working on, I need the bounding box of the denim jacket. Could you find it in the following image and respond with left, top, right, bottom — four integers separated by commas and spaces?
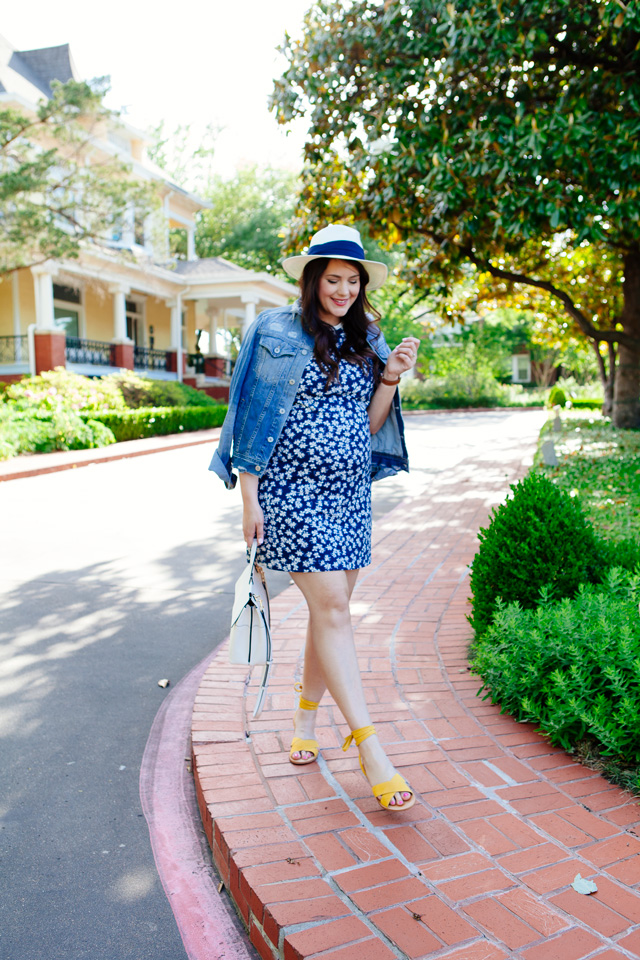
209, 302, 409, 489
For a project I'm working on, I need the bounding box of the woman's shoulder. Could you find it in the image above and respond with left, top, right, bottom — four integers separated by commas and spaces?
256, 302, 302, 331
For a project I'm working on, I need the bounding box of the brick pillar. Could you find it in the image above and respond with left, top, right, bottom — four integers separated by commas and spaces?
34, 331, 66, 374
204, 357, 225, 377
110, 342, 134, 370
166, 349, 186, 374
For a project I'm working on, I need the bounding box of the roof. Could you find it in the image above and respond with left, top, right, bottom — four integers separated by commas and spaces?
172, 258, 250, 279
0, 34, 78, 100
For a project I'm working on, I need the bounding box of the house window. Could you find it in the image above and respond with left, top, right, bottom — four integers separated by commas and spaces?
53, 283, 82, 338
134, 213, 146, 247
126, 299, 144, 346
512, 353, 532, 383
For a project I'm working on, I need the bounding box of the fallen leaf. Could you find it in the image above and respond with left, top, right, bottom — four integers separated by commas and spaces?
158, 679, 170, 688
572, 873, 598, 894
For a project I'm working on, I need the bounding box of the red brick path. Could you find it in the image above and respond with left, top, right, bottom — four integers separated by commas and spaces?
192, 434, 640, 960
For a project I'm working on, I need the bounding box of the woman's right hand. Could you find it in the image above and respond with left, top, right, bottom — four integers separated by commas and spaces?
239, 472, 264, 547
242, 499, 264, 548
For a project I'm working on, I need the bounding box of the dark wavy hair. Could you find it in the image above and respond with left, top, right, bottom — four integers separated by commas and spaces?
299, 258, 381, 385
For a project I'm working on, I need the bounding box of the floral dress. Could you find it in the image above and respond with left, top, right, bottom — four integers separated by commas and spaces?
257, 329, 375, 572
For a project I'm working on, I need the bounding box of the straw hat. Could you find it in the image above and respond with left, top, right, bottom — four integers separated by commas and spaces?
282, 224, 388, 291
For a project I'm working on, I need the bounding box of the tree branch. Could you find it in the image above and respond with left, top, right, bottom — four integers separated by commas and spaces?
462, 247, 640, 350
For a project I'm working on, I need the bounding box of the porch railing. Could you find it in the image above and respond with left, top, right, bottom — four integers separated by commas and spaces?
187, 352, 205, 374
0, 335, 28, 364
65, 337, 113, 366
134, 346, 169, 372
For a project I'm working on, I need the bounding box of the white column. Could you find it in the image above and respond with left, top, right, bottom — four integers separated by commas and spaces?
110, 284, 131, 342
206, 305, 219, 355
166, 296, 184, 382
186, 227, 196, 261
31, 266, 57, 331
12, 272, 21, 338
241, 295, 258, 339
167, 299, 182, 349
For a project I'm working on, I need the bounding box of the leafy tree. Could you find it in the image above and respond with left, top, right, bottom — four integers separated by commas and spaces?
273, 0, 640, 427
196, 165, 299, 275
146, 120, 220, 193
371, 278, 437, 372
0, 78, 154, 275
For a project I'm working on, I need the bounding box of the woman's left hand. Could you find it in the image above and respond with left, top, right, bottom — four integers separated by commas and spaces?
384, 337, 420, 379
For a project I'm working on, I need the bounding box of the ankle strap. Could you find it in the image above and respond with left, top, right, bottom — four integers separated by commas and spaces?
342, 724, 376, 752
294, 682, 319, 712
300, 696, 319, 711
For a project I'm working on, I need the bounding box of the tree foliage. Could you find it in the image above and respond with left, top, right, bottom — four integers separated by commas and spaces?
196, 165, 299, 275
273, 0, 640, 426
147, 120, 220, 193
0, 78, 154, 275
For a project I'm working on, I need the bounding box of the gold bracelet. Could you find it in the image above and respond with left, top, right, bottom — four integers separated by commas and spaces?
380, 375, 401, 386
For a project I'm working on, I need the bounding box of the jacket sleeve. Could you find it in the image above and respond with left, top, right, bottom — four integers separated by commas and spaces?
367, 322, 391, 364
208, 315, 264, 487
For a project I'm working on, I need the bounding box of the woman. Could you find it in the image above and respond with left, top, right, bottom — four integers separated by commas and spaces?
210, 224, 420, 810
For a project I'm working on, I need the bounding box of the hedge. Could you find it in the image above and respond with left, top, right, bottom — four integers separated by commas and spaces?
569, 398, 604, 410
472, 569, 640, 767
85, 405, 227, 442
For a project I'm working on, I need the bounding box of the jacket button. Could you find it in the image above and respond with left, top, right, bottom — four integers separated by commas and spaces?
267, 436, 274, 443
255, 466, 261, 471
301, 349, 308, 355
289, 379, 295, 385
279, 408, 285, 414
274, 347, 280, 353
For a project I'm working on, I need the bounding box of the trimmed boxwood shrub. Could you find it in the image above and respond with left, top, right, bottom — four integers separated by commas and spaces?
548, 386, 567, 408
469, 473, 604, 638
472, 569, 640, 767
87, 405, 226, 442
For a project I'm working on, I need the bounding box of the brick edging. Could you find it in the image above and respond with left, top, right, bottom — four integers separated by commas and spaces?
0, 428, 221, 483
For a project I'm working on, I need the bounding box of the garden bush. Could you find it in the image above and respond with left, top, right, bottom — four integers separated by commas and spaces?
109, 370, 220, 408
548, 386, 567, 408
0, 368, 227, 459
469, 472, 604, 638
6, 367, 125, 414
472, 569, 640, 768
400, 377, 546, 409
0, 407, 115, 458
88, 405, 226, 442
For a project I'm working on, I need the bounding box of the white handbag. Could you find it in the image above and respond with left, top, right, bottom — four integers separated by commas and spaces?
228, 539, 272, 718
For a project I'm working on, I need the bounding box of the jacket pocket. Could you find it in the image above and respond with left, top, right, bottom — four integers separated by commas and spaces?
256, 335, 298, 382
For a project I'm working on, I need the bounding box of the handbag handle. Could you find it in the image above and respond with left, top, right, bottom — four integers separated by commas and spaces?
248, 538, 258, 566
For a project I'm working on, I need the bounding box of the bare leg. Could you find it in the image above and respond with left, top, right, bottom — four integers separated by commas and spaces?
291, 570, 358, 761
291, 569, 411, 806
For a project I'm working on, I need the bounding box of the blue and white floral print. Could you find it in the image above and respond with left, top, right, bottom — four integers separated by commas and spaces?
257, 329, 374, 572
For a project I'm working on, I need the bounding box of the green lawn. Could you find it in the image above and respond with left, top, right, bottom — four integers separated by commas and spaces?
536, 413, 640, 545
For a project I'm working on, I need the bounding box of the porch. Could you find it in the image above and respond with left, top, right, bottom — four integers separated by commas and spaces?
0, 332, 234, 390
0, 254, 292, 397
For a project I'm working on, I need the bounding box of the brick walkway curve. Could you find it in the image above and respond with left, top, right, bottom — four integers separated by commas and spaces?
192, 416, 640, 960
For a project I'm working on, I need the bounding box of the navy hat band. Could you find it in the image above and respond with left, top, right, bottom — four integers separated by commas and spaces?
307, 239, 365, 260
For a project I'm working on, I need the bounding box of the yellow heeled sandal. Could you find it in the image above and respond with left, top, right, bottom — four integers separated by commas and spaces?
342, 724, 416, 811
289, 683, 320, 766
